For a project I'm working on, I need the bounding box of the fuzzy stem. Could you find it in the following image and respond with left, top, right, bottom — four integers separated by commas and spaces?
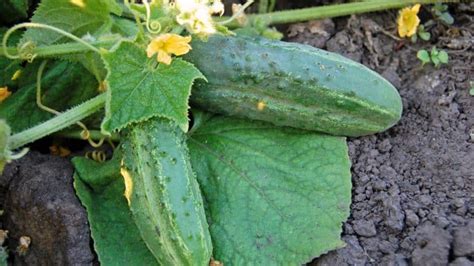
9, 94, 106, 149
220, 0, 459, 27
2, 23, 101, 60
0, 39, 117, 59
56, 130, 120, 142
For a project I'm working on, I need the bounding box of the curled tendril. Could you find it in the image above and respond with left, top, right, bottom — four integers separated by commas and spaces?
149, 20, 162, 34
143, 0, 162, 34
36, 60, 105, 149
2, 22, 101, 62
85, 150, 107, 162
18, 41, 37, 62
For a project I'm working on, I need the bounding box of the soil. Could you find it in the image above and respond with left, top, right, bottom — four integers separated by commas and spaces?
1, 2, 473, 266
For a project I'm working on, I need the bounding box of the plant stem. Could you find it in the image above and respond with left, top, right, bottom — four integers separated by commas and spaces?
221, 0, 458, 27
9, 94, 106, 150
0, 39, 117, 59
56, 129, 120, 142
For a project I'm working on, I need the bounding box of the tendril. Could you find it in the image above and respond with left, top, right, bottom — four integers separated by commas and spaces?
219, 0, 255, 25
143, 0, 162, 34
85, 150, 107, 162
36, 60, 104, 149
2, 22, 101, 61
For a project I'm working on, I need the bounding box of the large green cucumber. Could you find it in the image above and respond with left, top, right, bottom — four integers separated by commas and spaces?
184, 35, 402, 137
121, 117, 212, 265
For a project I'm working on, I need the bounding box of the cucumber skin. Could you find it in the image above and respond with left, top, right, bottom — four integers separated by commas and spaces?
121, 117, 212, 266
184, 35, 402, 137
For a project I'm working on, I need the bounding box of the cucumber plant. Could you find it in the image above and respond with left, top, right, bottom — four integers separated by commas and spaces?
0, 0, 455, 265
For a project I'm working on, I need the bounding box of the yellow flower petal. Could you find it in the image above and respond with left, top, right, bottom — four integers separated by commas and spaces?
70, 0, 85, 8
11, 70, 21, 81
0, 87, 11, 103
397, 4, 421, 38
146, 34, 192, 64
120, 167, 134, 206
157, 50, 172, 65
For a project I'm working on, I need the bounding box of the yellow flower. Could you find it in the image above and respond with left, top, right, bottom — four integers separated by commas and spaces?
146, 34, 192, 65
398, 4, 421, 38
0, 87, 11, 103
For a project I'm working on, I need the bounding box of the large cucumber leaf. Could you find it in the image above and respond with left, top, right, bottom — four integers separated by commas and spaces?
0, 120, 11, 174
188, 114, 352, 265
22, 0, 121, 46
73, 155, 158, 266
101, 41, 205, 134
0, 0, 29, 24
0, 60, 98, 133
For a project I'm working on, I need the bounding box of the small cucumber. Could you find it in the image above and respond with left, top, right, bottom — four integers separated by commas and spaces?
121, 117, 212, 265
184, 35, 402, 137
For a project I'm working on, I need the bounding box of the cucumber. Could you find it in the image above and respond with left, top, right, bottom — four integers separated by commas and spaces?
120, 117, 212, 265
184, 35, 402, 137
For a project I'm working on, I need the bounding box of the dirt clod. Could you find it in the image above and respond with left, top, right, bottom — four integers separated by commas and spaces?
1, 152, 94, 265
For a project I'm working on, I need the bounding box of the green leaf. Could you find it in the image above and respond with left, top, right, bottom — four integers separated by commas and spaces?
0, 120, 11, 174
439, 12, 454, 25
438, 50, 449, 64
417, 50, 430, 65
0, 0, 29, 24
101, 42, 205, 134
418, 31, 431, 41
431, 56, 440, 67
22, 0, 122, 46
0, 61, 99, 133
73, 154, 158, 266
188, 115, 352, 265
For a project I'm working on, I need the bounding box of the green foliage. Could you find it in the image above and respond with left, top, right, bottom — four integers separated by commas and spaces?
188, 114, 351, 264
469, 81, 474, 96
22, 0, 122, 45
0, 0, 30, 24
101, 42, 205, 134
417, 47, 448, 67
0, 120, 11, 174
73, 155, 159, 266
0, 61, 98, 133
0, 28, 22, 90
0, 246, 7, 266
411, 24, 431, 43
432, 3, 454, 25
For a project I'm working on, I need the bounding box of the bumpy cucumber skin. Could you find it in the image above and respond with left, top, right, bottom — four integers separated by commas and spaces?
184, 35, 403, 137
121, 117, 212, 266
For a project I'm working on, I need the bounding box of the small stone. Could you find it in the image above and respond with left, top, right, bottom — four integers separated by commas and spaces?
353, 220, 377, 237
449, 257, 474, 266
453, 220, 474, 257
419, 195, 433, 206
405, 210, 420, 227
411, 224, 452, 266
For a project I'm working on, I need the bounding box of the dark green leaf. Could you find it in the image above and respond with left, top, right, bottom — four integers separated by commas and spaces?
0, 0, 29, 24
22, 0, 122, 45
101, 41, 205, 134
0, 120, 11, 174
188, 115, 352, 265
73, 154, 158, 266
0, 61, 98, 133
